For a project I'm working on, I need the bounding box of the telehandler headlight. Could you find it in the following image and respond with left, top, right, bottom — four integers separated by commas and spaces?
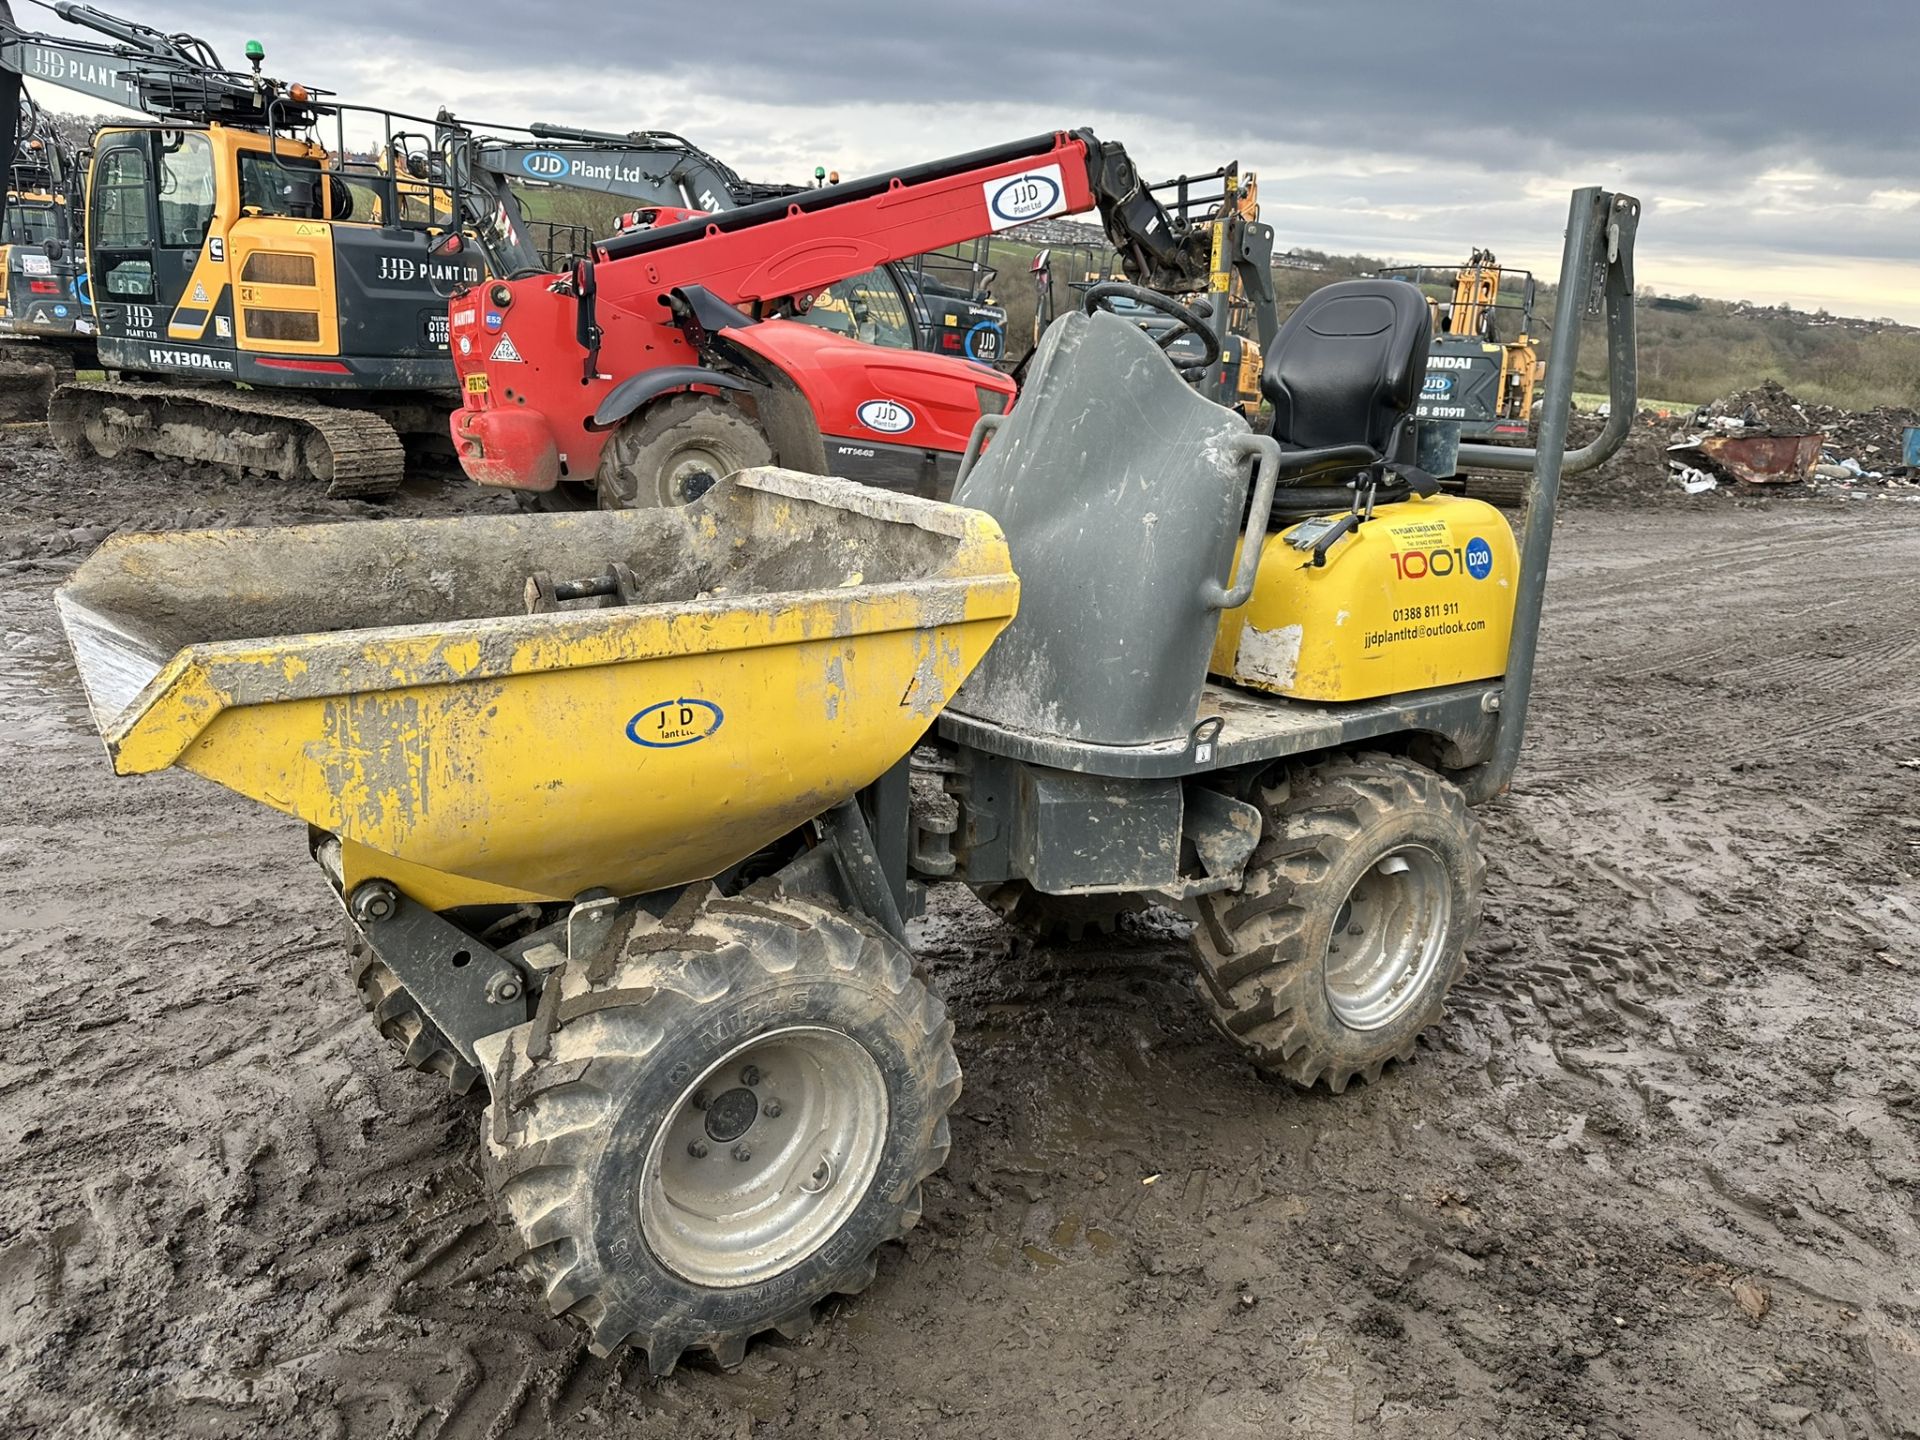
975, 385, 1009, 416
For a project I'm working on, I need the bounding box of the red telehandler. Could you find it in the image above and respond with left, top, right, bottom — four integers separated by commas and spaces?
447, 130, 1279, 507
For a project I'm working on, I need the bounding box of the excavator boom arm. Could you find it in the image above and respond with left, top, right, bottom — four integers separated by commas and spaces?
468, 122, 789, 213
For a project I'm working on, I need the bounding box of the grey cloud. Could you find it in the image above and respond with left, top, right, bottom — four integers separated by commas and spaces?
138, 0, 1920, 178
32, 0, 1920, 315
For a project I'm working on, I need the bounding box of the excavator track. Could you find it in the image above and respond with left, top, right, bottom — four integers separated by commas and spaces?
48, 381, 409, 498
0, 339, 76, 424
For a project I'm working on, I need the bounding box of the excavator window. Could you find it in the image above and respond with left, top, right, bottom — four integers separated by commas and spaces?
94, 142, 154, 251
793, 267, 915, 349
2, 199, 56, 246
237, 152, 324, 220
157, 132, 216, 248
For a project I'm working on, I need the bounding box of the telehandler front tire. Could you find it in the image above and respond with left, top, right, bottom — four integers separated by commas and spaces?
479, 890, 959, 1376
598, 395, 772, 509
1189, 753, 1484, 1092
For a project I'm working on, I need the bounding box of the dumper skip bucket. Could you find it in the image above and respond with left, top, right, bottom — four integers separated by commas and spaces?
57, 469, 1019, 910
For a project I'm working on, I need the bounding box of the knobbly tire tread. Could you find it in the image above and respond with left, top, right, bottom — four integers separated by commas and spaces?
479, 888, 960, 1377
975, 881, 1143, 944
347, 939, 482, 1098
1457, 471, 1528, 509
600, 394, 772, 509
1189, 751, 1485, 1092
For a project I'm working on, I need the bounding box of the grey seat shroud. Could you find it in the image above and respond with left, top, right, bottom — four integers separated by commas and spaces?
949, 309, 1254, 748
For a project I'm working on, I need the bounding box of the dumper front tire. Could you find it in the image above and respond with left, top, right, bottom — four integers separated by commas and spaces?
1188, 753, 1483, 1092
479, 890, 959, 1376
598, 395, 773, 509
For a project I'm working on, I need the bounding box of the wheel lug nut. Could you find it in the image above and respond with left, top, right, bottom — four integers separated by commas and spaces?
741, 1065, 761, 1087
688, 1141, 708, 1159
732, 1144, 752, 1162
764, 1101, 782, 1119
691, 1090, 709, 1110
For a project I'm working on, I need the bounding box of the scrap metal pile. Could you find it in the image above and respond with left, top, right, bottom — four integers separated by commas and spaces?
1663, 379, 1920, 495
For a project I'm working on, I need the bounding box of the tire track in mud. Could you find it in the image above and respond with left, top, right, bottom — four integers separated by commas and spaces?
1444, 503, 1920, 1438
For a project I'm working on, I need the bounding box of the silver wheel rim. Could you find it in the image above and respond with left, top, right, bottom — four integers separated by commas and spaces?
659, 444, 731, 504
1322, 843, 1452, 1031
639, 1026, 888, 1289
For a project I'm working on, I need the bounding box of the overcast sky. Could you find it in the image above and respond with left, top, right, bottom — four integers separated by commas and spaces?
26, 0, 1920, 321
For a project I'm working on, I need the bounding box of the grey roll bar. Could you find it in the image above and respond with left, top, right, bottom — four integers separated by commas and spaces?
1456, 187, 1640, 803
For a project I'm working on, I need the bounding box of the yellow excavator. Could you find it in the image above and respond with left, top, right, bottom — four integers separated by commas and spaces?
0, 0, 798, 491
1380, 248, 1543, 441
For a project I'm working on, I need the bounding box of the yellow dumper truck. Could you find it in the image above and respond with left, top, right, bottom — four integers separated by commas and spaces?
59, 188, 1639, 1375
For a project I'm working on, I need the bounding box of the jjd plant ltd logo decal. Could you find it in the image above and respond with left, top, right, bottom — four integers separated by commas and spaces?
983, 164, 1067, 229
856, 399, 914, 434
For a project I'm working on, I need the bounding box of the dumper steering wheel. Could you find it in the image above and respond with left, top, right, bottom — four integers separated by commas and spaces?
1082, 282, 1222, 368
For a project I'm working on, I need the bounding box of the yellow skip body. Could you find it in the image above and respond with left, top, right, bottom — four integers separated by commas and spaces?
58, 469, 1018, 910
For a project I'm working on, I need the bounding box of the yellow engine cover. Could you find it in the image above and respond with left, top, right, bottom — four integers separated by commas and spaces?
1209, 495, 1518, 702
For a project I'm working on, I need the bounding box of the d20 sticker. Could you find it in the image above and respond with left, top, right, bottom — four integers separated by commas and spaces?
856, 398, 914, 435
626, 698, 725, 749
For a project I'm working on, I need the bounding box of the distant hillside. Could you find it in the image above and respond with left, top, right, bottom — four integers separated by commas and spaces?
1258, 247, 1920, 414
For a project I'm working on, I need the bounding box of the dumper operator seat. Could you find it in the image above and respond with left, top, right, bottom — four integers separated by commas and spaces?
1260, 278, 1433, 510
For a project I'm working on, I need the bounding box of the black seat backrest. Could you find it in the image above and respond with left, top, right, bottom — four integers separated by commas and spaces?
1262, 279, 1432, 459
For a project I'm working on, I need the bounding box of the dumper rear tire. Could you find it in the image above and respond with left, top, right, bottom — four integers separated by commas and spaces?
479, 889, 959, 1376
598, 395, 773, 509
348, 940, 482, 1098
1188, 753, 1483, 1092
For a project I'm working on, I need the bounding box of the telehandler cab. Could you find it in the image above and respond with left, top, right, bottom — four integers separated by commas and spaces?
59, 185, 1639, 1376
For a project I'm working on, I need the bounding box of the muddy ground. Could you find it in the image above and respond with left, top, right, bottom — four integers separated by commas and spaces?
0, 433, 1916, 1439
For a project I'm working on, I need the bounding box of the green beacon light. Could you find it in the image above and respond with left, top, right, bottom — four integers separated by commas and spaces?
244, 39, 265, 67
